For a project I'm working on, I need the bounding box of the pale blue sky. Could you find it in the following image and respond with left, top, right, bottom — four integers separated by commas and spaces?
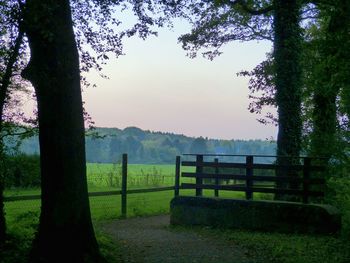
82, 19, 276, 140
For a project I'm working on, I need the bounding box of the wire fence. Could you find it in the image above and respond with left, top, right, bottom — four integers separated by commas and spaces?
4, 155, 180, 224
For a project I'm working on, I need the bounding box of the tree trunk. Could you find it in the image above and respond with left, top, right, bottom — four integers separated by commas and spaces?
22, 1, 104, 262
273, 0, 302, 198
310, 89, 337, 160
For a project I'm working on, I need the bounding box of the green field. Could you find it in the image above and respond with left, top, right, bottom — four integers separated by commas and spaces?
4, 162, 271, 224
4, 163, 251, 222
4, 163, 186, 196
86, 163, 183, 191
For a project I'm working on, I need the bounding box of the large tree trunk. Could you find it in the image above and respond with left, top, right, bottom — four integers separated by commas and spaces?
22, 1, 104, 262
273, 0, 302, 198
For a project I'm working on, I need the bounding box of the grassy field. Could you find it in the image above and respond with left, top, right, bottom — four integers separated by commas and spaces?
86, 163, 181, 191
4, 162, 250, 222
4, 163, 195, 197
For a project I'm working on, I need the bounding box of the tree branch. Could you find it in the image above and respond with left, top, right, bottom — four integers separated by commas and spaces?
217, 0, 274, 15
0, 128, 36, 140
0, 30, 25, 120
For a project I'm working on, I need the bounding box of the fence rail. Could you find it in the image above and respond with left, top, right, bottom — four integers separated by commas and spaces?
4, 187, 175, 202
176, 154, 326, 203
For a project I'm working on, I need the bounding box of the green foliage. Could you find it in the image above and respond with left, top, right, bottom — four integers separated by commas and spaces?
0, 211, 38, 263
95, 229, 123, 263
327, 173, 350, 234
274, 0, 303, 158
238, 54, 276, 125
177, 0, 273, 59
217, 229, 350, 263
1, 210, 123, 263
4, 154, 40, 188
189, 136, 209, 154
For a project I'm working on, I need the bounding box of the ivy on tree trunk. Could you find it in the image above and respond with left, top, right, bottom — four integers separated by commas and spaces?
273, 0, 302, 197
22, 1, 104, 262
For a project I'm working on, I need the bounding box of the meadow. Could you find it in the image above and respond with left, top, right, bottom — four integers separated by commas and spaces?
5, 163, 250, 223
5, 163, 182, 196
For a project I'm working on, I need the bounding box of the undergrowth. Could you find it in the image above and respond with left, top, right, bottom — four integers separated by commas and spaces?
173, 225, 350, 263
0, 212, 121, 263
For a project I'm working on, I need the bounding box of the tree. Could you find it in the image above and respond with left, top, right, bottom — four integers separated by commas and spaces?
190, 137, 209, 154
175, 0, 304, 197
273, 0, 302, 160
272, 0, 303, 198
179, 0, 273, 59
109, 136, 122, 162
13, 0, 176, 261
177, 0, 304, 161
308, 0, 350, 161
238, 1, 350, 164
20, 1, 104, 261
238, 54, 276, 126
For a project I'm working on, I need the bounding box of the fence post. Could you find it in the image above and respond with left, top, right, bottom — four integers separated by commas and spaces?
196, 155, 203, 197
121, 153, 128, 218
214, 158, 219, 197
303, 157, 311, 204
175, 156, 180, 197
246, 155, 253, 200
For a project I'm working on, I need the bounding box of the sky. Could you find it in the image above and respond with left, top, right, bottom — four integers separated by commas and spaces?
82, 19, 276, 140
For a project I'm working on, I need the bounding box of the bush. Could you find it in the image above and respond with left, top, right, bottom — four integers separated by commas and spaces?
327, 176, 350, 234
4, 154, 41, 188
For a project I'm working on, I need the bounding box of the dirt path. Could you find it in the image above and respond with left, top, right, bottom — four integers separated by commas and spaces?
101, 215, 252, 263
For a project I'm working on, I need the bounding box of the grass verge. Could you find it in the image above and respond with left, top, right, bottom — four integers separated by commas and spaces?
172, 225, 350, 263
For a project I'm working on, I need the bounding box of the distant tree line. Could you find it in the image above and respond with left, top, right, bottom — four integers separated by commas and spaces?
18, 126, 276, 164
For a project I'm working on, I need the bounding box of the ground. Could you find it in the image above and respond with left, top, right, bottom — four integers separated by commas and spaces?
101, 215, 251, 263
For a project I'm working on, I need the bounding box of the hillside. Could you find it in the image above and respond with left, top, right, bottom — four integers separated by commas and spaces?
19, 126, 276, 164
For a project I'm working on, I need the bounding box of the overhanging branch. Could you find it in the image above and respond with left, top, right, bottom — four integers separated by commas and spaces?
0, 30, 25, 118
217, 0, 273, 15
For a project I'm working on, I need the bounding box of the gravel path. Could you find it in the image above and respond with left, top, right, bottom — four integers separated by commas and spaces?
101, 215, 251, 263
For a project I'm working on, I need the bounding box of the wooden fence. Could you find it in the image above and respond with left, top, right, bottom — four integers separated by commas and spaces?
174, 154, 326, 204
4, 154, 174, 218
